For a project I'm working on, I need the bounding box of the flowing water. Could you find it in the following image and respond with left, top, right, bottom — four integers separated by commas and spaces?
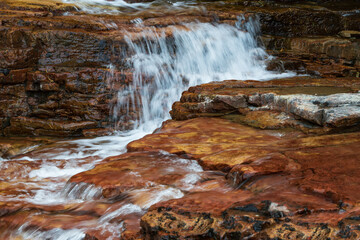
0, 7, 295, 239
62, 0, 200, 15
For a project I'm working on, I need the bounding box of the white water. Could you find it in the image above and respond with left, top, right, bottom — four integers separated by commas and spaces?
16, 227, 86, 240
62, 0, 198, 14
114, 16, 294, 130
5, 16, 295, 239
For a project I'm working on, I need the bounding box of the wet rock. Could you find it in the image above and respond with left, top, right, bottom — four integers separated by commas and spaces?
259, 9, 343, 37
127, 117, 301, 171
0, 0, 359, 138
0, 137, 50, 158
4, 116, 97, 136
140, 188, 346, 239
0, 69, 28, 84
339, 30, 360, 39
82, 128, 113, 137
263, 35, 360, 77
134, 116, 360, 238
171, 77, 360, 132
68, 151, 221, 199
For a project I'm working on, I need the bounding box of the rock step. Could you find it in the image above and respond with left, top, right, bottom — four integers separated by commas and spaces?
170, 77, 360, 133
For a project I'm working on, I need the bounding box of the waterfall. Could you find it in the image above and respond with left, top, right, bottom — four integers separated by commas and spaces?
2, 13, 296, 240
112, 16, 293, 131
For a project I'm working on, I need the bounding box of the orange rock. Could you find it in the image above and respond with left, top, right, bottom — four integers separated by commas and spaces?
128, 117, 303, 170
4, 117, 98, 136
125, 116, 360, 238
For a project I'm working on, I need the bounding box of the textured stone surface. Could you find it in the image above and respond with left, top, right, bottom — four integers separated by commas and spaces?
70, 151, 206, 198
0, 137, 51, 158
170, 77, 360, 133
130, 117, 360, 239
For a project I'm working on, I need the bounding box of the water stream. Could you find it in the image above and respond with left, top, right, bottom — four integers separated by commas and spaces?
62, 0, 200, 15
0, 10, 294, 240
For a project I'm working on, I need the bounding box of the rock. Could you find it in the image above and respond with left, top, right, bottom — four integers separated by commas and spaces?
0, 69, 28, 84
82, 128, 113, 137
0, 0, 359, 239
340, 30, 360, 38
259, 9, 343, 37
289, 37, 360, 64
68, 151, 228, 199
132, 116, 360, 239
141, 188, 349, 239
127, 117, 303, 171
0, 0, 359, 138
2, 0, 75, 11
4, 116, 97, 136
170, 77, 360, 131
223, 110, 302, 130
0, 137, 50, 158
129, 115, 360, 200
263, 35, 360, 77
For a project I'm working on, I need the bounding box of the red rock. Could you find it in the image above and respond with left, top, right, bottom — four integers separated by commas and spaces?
4, 116, 97, 136
69, 151, 204, 198
0, 69, 28, 84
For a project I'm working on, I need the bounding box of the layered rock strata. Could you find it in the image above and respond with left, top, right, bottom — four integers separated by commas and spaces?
171, 77, 360, 133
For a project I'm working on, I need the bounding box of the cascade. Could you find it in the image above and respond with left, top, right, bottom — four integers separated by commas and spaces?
1, 13, 293, 240
112, 16, 293, 131
2, 0, 360, 238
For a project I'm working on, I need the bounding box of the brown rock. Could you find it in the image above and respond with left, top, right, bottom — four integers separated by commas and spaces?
134, 116, 360, 239
69, 151, 207, 198
4, 117, 97, 136
0, 137, 50, 158
0, 69, 28, 84
259, 9, 343, 37
170, 77, 360, 132
339, 30, 360, 39
128, 117, 307, 171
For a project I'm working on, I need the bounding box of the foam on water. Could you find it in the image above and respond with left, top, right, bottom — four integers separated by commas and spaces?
62, 182, 103, 201
177, 173, 203, 191
29, 165, 86, 179
15, 226, 86, 240
62, 0, 151, 14
62, 0, 198, 15
130, 185, 184, 208
99, 203, 143, 223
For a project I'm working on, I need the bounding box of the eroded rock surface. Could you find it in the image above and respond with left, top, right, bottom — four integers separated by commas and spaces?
123, 76, 360, 239
129, 117, 360, 239
171, 77, 360, 133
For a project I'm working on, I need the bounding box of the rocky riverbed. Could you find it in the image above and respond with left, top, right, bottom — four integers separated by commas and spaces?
0, 0, 359, 239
